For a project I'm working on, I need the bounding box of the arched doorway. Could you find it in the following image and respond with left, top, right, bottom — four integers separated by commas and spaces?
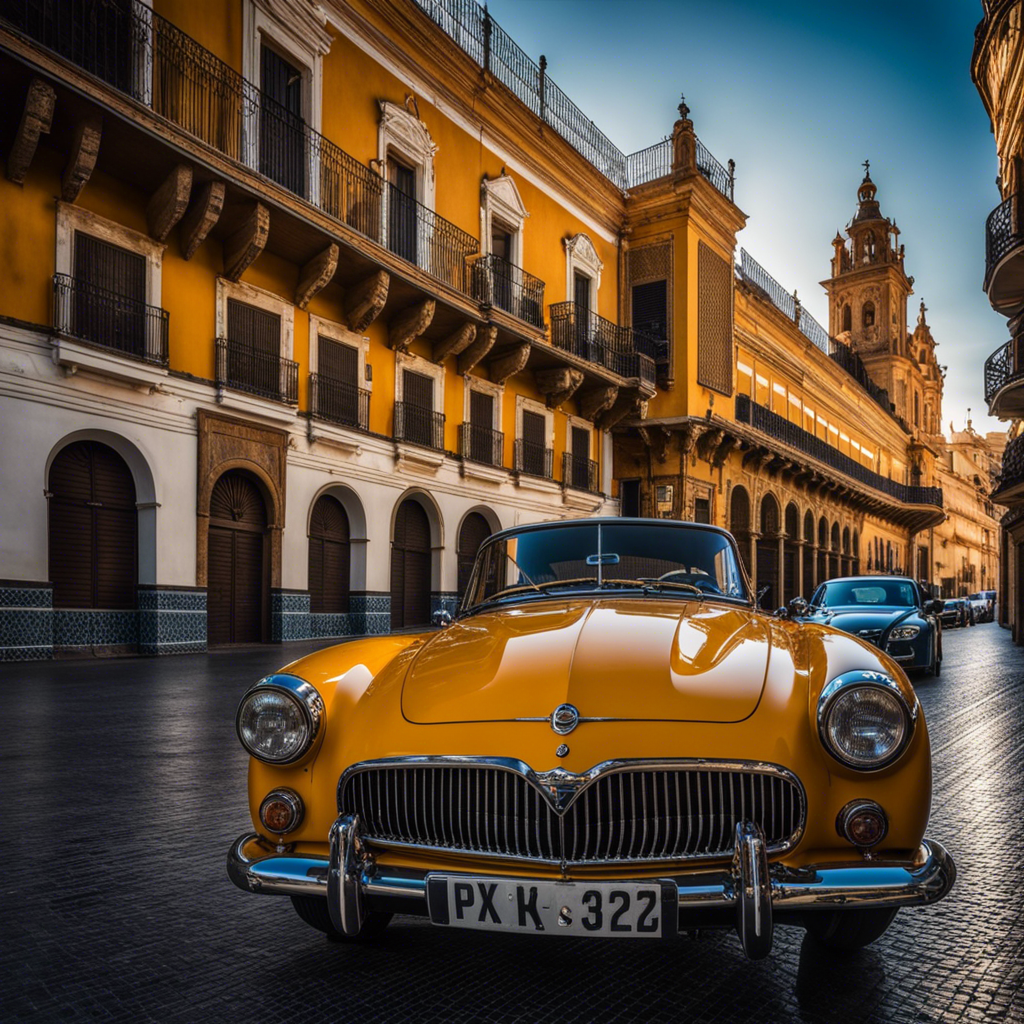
783, 503, 799, 605
208, 470, 267, 645
49, 440, 137, 610
391, 499, 432, 628
841, 526, 852, 577
830, 522, 841, 579
457, 511, 493, 601
803, 510, 815, 596
756, 494, 780, 609
852, 530, 861, 575
730, 486, 752, 578
309, 494, 350, 613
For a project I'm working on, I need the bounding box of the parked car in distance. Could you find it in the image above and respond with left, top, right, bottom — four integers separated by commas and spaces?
801, 575, 944, 676
228, 519, 955, 960
966, 592, 994, 623
940, 598, 972, 629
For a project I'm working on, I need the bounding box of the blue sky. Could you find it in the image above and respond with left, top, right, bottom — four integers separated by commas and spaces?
484, 0, 1003, 436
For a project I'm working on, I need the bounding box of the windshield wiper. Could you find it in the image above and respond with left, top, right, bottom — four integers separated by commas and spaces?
486, 577, 599, 601
606, 578, 704, 596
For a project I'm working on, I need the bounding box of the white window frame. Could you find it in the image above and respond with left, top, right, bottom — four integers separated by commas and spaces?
309, 316, 370, 392
241, 0, 331, 200
515, 395, 554, 445
216, 277, 294, 359
396, 350, 444, 411
56, 202, 165, 305
480, 174, 528, 268
564, 232, 603, 306
566, 414, 593, 459
463, 376, 503, 431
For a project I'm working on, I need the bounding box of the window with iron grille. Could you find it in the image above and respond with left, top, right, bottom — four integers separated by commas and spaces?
316, 336, 362, 427
468, 389, 497, 464
696, 241, 733, 396
401, 369, 436, 447
72, 233, 147, 356
569, 424, 592, 490
520, 409, 548, 476
226, 299, 283, 397
260, 44, 305, 195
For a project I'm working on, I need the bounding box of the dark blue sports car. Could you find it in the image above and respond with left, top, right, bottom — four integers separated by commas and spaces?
802, 576, 944, 676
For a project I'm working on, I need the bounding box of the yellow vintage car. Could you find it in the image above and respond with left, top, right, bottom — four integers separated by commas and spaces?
227, 518, 955, 958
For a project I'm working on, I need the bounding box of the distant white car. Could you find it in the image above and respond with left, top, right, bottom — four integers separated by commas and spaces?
966, 593, 993, 623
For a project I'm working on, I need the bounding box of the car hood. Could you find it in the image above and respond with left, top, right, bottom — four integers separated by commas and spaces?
400, 598, 772, 724
808, 607, 915, 632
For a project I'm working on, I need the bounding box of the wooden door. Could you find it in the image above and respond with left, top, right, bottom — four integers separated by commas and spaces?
309, 495, 351, 613
207, 471, 266, 645
390, 500, 432, 628
457, 512, 492, 600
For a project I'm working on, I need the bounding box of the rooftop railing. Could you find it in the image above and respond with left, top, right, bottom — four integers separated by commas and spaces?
735, 395, 943, 508
52, 273, 169, 366
410, 0, 733, 199
737, 249, 896, 419
550, 302, 657, 385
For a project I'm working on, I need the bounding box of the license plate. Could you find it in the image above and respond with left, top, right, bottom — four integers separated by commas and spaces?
426, 875, 676, 939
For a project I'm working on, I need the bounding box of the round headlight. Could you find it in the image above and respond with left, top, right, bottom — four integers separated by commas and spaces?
236, 675, 323, 764
818, 672, 914, 770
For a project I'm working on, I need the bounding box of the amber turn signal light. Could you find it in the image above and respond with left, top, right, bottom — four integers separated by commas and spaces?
836, 800, 888, 848
259, 789, 304, 835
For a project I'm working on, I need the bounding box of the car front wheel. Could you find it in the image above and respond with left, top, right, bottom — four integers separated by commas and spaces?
290, 895, 393, 942
805, 907, 899, 950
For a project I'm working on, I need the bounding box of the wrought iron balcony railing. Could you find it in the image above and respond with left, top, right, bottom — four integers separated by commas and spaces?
471, 254, 545, 328
52, 273, 169, 365
514, 438, 553, 479
985, 336, 1024, 406
562, 452, 599, 493
394, 402, 445, 450
384, 182, 477, 293
549, 302, 657, 385
459, 422, 504, 467
215, 337, 298, 404
994, 434, 1024, 496
1, 0, 386, 245
410, 0, 733, 200
735, 395, 943, 509
309, 373, 369, 431
985, 192, 1023, 290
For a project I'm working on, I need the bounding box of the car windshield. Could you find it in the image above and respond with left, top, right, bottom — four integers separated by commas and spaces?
463, 522, 748, 611
816, 580, 916, 608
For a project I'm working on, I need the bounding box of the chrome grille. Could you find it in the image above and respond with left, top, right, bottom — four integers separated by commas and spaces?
339, 760, 805, 865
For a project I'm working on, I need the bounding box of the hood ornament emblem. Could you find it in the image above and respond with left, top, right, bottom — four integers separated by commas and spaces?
550, 703, 580, 735
534, 766, 588, 811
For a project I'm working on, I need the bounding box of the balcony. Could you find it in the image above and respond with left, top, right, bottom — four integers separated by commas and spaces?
471, 255, 545, 328
514, 439, 553, 479
384, 183, 477, 294
993, 434, 1024, 505
984, 336, 1024, 417
562, 452, 600, 493
735, 395, 944, 519
52, 273, 168, 365
215, 337, 298, 404
459, 423, 504, 467
309, 374, 369, 432
394, 403, 445, 451
549, 303, 657, 385
985, 193, 1024, 316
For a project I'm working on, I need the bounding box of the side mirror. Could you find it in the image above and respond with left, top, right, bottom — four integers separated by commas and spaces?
756, 584, 770, 608
928, 599, 945, 614
788, 596, 809, 618
431, 609, 453, 628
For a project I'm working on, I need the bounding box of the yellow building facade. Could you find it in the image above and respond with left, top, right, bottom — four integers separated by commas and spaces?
0, 0, 999, 659
973, 0, 1024, 642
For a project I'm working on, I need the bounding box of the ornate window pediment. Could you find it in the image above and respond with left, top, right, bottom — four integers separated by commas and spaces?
564, 232, 603, 300
378, 100, 438, 207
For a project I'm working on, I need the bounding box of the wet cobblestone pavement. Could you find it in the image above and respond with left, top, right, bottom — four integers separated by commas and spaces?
1, 622, 1022, 1024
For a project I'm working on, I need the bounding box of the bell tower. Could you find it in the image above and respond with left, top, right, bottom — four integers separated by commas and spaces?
822, 164, 916, 418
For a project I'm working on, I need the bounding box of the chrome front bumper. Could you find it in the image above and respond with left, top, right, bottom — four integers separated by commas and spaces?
227, 815, 956, 959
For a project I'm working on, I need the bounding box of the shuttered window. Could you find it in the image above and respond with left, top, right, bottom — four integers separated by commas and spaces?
319, 336, 358, 383
391, 500, 432, 628
75, 233, 145, 299
574, 271, 591, 312
227, 299, 280, 354
49, 440, 137, 610
260, 44, 305, 195
470, 389, 493, 427
521, 410, 547, 477
632, 280, 667, 339
72, 233, 147, 357
696, 241, 733, 396
404, 369, 434, 410
309, 495, 351, 614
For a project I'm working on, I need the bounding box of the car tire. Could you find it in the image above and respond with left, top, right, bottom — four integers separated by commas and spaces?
805, 907, 899, 950
290, 895, 393, 942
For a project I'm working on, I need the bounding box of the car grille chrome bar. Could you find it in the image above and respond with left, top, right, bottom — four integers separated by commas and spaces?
338, 758, 806, 866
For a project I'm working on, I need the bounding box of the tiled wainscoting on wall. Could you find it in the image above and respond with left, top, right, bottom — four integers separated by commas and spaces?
137, 587, 208, 656
273, 591, 394, 642
0, 582, 54, 661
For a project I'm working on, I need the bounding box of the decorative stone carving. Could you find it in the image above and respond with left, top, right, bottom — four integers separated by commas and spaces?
535, 367, 584, 408
295, 244, 339, 309
147, 164, 193, 242
489, 342, 531, 386
345, 269, 389, 332
223, 203, 269, 281
61, 116, 102, 203
457, 325, 497, 375
431, 322, 476, 364
6, 78, 54, 185
180, 181, 225, 261
388, 299, 435, 352
579, 385, 618, 422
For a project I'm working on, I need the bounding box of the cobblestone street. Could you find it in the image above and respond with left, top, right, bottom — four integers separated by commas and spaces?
1, 622, 1021, 1024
